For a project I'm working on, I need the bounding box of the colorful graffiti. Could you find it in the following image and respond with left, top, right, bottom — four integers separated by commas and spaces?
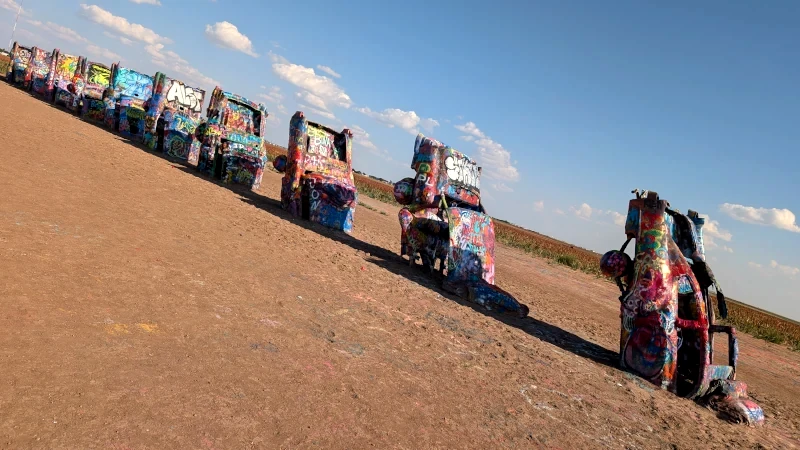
51, 53, 85, 106
394, 133, 528, 318
86, 63, 111, 87
112, 67, 154, 100
24, 48, 50, 91
143, 73, 205, 158
165, 79, 203, 113
82, 98, 106, 122
602, 190, 764, 426
9, 44, 32, 85
273, 111, 357, 233
195, 87, 267, 188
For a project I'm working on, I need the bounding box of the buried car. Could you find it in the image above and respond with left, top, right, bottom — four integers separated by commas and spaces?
393, 133, 529, 317
104, 66, 154, 141
272, 111, 357, 233
196, 87, 268, 190
144, 72, 206, 162
78, 61, 116, 123
6, 42, 32, 87
25, 47, 55, 94
600, 189, 764, 426
51, 52, 87, 107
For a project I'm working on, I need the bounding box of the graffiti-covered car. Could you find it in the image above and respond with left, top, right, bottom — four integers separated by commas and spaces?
272, 111, 358, 233
28, 48, 59, 97
6, 42, 32, 86
104, 66, 154, 140
600, 190, 764, 426
196, 87, 268, 190
144, 72, 205, 162
78, 61, 116, 123
24, 47, 54, 94
50, 52, 86, 107
393, 133, 529, 318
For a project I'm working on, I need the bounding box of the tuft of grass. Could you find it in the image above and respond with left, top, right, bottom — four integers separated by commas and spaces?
264, 142, 800, 352
359, 201, 378, 212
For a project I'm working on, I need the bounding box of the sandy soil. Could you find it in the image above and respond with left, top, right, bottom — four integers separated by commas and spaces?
1, 83, 799, 449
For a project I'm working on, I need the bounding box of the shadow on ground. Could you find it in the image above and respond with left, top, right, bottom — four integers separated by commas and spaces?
57, 98, 620, 371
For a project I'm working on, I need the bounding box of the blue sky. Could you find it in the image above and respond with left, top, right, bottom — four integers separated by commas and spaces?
2, 0, 799, 320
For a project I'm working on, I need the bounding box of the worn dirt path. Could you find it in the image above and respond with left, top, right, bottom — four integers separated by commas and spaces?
1, 83, 799, 449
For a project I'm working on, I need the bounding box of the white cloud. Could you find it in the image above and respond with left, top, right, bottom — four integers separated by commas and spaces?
748, 262, 762, 269
268, 51, 289, 64
103, 31, 133, 46
492, 183, 513, 193
296, 91, 328, 111
79, 4, 170, 45
259, 86, 283, 102
555, 209, 566, 215
570, 203, 593, 220
257, 86, 286, 114
301, 105, 336, 121
129, 0, 161, 5
349, 125, 378, 151
454, 122, 519, 182
455, 121, 485, 138
720, 203, 800, 233
26, 19, 121, 63
770, 260, 800, 277
27, 20, 87, 43
85, 44, 121, 61
0, 0, 24, 14
145, 43, 218, 88
533, 201, 544, 212
356, 107, 439, 135
316, 65, 341, 78
609, 211, 626, 226
475, 137, 519, 181
697, 215, 733, 252
272, 57, 352, 109
204, 21, 257, 57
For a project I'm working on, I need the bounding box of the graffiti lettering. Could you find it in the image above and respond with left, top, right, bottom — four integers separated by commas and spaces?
445, 154, 480, 190
307, 125, 338, 158
166, 80, 203, 113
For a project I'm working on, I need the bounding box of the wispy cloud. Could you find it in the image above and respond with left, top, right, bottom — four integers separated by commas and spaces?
316, 65, 341, 78
454, 121, 518, 182
79, 4, 170, 45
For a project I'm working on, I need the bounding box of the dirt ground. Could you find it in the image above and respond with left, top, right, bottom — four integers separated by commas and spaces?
1, 83, 799, 449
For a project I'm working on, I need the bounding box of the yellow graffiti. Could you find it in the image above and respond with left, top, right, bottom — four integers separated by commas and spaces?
126, 107, 146, 120
57, 56, 78, 77
104, 322, 159, 335
105, 323, 130, 335
87, 65, 111, 86
136, 323, 159, 333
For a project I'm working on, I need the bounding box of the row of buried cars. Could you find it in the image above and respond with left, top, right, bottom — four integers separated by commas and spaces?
4, 40, 530, 316
5, 41, 767, 427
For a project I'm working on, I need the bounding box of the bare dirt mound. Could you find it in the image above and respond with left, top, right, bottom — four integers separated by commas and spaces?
1, 83, 798, 449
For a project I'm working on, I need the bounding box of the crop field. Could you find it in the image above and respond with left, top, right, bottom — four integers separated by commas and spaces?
2, 84, 799, 448
0, 54, 11, 79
